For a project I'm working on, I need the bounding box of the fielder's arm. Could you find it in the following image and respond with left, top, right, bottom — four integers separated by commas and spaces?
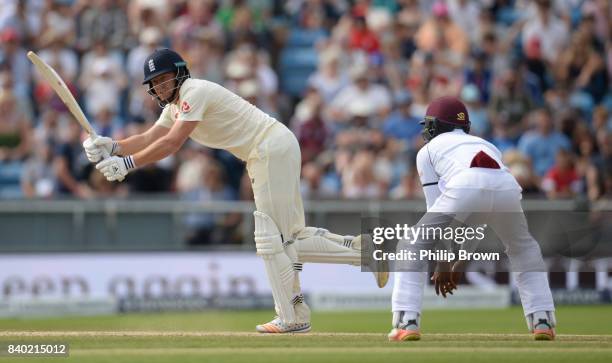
131, 121, 198, 167
115, 124, 170, 156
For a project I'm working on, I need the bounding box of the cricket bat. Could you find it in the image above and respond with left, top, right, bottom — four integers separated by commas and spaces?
27, 51, 99, 137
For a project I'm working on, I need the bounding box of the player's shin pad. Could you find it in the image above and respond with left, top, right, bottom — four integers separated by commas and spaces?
293, 227, 361, 266
254, 211, 297, 324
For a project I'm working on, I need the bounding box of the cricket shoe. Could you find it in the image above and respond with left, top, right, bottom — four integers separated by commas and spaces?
351, 234, 389, 288
528, 311, 556, 341
255, 316, 311, 334
388, 311, 421, 341
533, 319, 555, 341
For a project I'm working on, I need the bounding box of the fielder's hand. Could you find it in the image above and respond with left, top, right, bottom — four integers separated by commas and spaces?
95, 155, 136, 182
431, 260, 463, 298
83, 136, 118, 162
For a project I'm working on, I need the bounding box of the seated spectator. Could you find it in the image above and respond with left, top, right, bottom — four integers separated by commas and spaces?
541, 149, 582, 199
53, 121, 91, 198
0, 27, 30, 100
448, 0, 481, 43
464, 50, 492, 103
489, 67, 534, 143
0, 89, 31, 162
77, 0, 130, 51
79, 41, 127, 117
518, 108, 571, 176
415, 1, 469, 58
327, 63, 391, 124
92, 107, 123, 139
382, 91, 421, 149
183, 161, 239, 246
521, 0, 569, 65
503, 150, 540, 195
342, 150, 384, 199
21, 140, 56, 198
308, 47, 349, 102
348, 14, 380, 56
556, 26, 608, 104
461, 84, 490, 137
295, 90, 328, 165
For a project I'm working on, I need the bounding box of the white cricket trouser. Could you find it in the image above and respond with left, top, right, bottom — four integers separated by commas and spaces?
246, 122, 306, 240
392, 187, 555, 317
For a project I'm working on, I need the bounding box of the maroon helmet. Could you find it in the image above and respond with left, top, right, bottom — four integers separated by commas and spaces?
420, 96, 471, 141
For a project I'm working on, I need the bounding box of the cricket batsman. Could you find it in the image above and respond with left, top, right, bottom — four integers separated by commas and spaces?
82, 49, 388, 333
388, 96, 556, 341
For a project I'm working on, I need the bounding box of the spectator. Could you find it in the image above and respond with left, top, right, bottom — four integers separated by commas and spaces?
447, 0, 481, 43
38, 0, 76, 48
382, 91, 421, 148
556, 25, 609, 104
541, 149, 582, 199
77, 0, 130, 51
348, 15, 380, 56
461, 83, 490, 138
21, 140, 56, 198
91, 107, 123, 138
518, 108, 571, 176
79, 41, 127, 116
295, 89, 328, 164
521, 0, 569, 64
489, 67, 534, 144
183, 161, 239, 246
503, 150, 540, 195
415, 1, 469, 58
327, 63, 391, 125
53, 121, 91, 198
0, 89, 31, 162
308, 47, 349, 102
342, 150, 384, 199
0, 27, 30, 100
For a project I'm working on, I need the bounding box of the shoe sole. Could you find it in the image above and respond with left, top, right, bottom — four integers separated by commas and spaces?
389, 329, 421, 341
534, 331, 555, 341
256, 324, 312, 334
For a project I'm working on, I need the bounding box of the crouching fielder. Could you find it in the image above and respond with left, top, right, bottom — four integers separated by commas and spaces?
389, 97, 556, 341
83, 49, 388, 333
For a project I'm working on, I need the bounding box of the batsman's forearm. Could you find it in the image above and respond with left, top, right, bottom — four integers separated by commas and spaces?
132, 138, 179, 167
116, 134, 151, 155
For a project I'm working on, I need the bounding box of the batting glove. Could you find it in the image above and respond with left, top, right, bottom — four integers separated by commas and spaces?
83, 136, 119, 163
95, 155, 136, 182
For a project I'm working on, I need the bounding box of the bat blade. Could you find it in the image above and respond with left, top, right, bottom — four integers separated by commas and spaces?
27, 50, 97, 137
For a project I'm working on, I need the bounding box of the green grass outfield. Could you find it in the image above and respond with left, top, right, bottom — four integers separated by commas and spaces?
0, 306, 611, 362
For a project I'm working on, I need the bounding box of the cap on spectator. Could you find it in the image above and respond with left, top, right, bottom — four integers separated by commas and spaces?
348, 100, 374, 118
432, 1, 449, 18
461, 84, 480, 103
237, 79, 258, 99
394, 91, 412, 105
140, 27, 162, 45
92, 59, 112, 76
0, 28, 19, 42
349, 64, 368, 81
320, 48, 340, 66
226, 60, 250, 79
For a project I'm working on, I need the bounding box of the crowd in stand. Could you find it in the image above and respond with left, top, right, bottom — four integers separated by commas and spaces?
1, 0, 611, 207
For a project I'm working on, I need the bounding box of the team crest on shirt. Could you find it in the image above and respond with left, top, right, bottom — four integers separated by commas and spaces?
181, 100, 191, 113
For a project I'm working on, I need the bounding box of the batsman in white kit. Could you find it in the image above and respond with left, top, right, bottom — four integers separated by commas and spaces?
388, 97, 556, 341
82, 49, 388, 333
